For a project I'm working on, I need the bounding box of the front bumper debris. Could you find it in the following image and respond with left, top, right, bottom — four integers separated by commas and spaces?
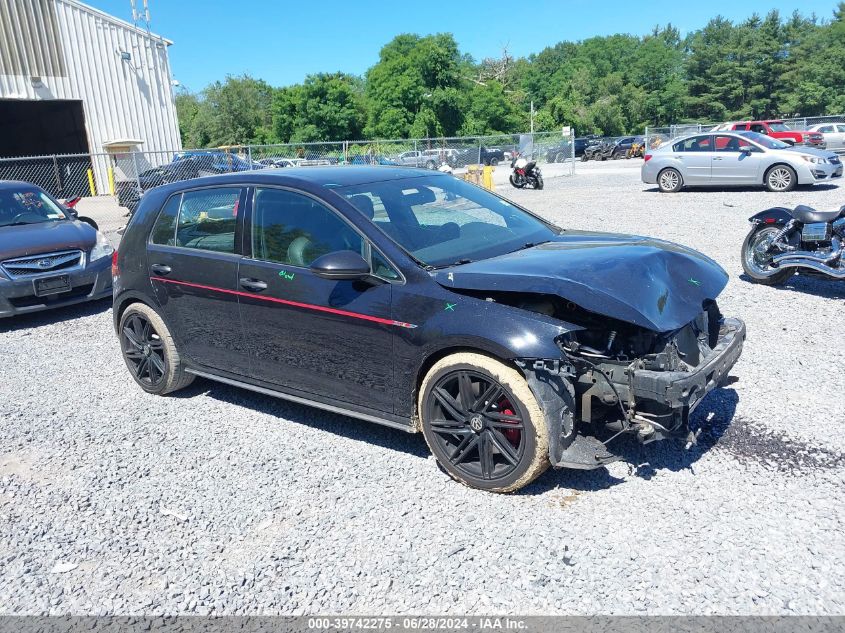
629, 317, 745, 413
518, 317, 746, 470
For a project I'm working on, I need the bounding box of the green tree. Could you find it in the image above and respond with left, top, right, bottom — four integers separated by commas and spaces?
364, 33, 464, 138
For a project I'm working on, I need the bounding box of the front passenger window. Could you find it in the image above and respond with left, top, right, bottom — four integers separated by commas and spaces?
252, 188, 364, 267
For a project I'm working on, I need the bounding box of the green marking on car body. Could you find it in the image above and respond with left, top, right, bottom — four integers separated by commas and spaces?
688, 277, 701, 286
279, 270, 295, 281
444, 302, 456, 311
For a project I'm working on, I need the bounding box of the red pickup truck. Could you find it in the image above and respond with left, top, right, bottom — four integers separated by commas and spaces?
715, 120, 826, 149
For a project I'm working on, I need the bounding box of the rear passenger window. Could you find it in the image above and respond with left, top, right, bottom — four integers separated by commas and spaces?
150, 194, 181, 245
174, 188, 241, 254
252, 188, 363, 267
672, 136, 711, 152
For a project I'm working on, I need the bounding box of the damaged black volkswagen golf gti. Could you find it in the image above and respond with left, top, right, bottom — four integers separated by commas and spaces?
114, 167, 745, 492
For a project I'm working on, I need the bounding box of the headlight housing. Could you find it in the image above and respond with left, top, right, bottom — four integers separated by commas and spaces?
800, 155, 828, 164
90, 231, 114, 262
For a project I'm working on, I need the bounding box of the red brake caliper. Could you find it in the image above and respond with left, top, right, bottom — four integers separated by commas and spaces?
497, 397, 521, 446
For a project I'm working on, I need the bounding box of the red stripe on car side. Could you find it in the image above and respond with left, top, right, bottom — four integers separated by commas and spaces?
150, 276, 417, 329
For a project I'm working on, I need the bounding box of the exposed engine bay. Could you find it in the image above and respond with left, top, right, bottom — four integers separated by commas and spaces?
455, 289, 745, 469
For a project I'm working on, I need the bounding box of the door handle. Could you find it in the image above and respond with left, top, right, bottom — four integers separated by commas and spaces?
239, 277, 268, 292
713, 157, 724, 161
150, 264, 171, 275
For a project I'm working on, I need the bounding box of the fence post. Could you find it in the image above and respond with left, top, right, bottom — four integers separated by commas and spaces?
131, 151, 142, 197
247, 145, 253, 164
477, 138, 482, 166
51, 155, 62, 197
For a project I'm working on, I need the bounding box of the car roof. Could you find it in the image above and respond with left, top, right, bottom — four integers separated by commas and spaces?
0, 180, 48, 191
148, 166, 443, 197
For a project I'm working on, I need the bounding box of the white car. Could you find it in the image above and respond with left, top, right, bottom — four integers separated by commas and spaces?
806, 122, 845, 153
641, 130, 843, 192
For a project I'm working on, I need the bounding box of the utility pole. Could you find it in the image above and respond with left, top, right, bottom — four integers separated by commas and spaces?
530, 100, 535, 134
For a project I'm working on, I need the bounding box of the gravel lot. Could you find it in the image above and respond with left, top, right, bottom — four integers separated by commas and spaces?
1, 160, 843, 615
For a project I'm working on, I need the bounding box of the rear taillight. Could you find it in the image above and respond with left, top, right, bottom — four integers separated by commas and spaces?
644, 154, 652, 162
111, 249, 119, 277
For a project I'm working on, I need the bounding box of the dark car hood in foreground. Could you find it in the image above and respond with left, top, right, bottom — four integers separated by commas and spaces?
432, 232, 729, 332
0, 221, 96, 260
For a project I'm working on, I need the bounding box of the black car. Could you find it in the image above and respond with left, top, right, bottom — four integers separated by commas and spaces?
545, 137, 601, 162
117, 153, 269, 215
113, 167, 745, 492
450, 146, 506, 167
0, 181, 113, 317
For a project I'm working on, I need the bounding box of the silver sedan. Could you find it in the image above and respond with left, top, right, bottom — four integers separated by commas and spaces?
641, 131, 843, 192
806, 122, 845, 153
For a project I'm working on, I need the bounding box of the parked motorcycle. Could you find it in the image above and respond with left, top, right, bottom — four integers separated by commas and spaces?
742, 203, 845, 284
509, 155, 544, 189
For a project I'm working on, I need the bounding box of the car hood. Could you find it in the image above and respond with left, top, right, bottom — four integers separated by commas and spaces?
782, 146, 839, 160
431, 232, 729, 332
0, 221, 96, 260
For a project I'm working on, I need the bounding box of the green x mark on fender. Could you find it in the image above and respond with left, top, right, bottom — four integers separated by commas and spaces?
278, 270, 295, 281
444, 302, 457, 311
688, 277, 701, 287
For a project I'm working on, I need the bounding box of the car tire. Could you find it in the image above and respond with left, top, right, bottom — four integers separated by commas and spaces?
490, 158, 499, 167
581, 154, 589, 162
119, 302, 194, 395
425, 161, 436, 170
555, 152, 567, 163
765, 165, 797, 192
740, 226, 796, 285
419, 353, 550, 493
657, 168, 683, 193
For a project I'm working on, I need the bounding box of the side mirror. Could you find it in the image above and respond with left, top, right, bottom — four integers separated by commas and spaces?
739, 145, 754, 155
78, 216, 99, 230
309, 250, 371, 280
66, 207, 79, 219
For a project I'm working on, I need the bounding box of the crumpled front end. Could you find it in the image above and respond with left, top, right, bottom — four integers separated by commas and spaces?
517, 304, 746, 470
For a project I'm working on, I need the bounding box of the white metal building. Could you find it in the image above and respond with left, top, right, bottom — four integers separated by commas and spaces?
0, 0, 181, 188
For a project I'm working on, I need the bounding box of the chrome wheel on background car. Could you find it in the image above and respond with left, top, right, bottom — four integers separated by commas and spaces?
766, 165, 796, 192
657, 168, 683, 192
419, 353, 549, 493
741, 226, 796, 285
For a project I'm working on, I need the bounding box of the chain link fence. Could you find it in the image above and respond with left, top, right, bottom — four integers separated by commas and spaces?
645, 113, 845, 151
0, 130, 577, 209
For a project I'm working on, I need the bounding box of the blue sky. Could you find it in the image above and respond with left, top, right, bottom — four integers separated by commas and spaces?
87, 0, 841, 92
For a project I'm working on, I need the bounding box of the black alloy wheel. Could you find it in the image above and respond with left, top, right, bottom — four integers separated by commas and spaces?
121, 313, 166, 388
425, 370, 526, 483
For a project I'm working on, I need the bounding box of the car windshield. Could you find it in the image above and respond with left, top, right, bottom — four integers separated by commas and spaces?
334, 175, 559, 267
737, 131, 789, 149
767, 122, 791, 132
0, 188, 68, 227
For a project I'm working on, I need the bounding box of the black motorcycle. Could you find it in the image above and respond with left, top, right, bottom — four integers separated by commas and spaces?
742, 203, 845, 284
509, 155, 544, 189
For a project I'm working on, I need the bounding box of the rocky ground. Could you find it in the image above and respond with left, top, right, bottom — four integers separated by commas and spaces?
1, 160, 843, 615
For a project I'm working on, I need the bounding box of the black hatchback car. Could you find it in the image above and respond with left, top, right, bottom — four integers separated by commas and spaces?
114, 167, 745, 492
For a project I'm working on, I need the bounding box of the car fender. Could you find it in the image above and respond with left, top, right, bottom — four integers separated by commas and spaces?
748, 207, 793, 225
392, 290, 581, 418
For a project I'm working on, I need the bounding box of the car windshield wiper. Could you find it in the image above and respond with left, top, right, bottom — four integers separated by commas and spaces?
511, 240, 550, 253
430, 257, 474, 270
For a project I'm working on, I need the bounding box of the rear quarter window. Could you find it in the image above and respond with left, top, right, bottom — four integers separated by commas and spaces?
150, 194, 182, 246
